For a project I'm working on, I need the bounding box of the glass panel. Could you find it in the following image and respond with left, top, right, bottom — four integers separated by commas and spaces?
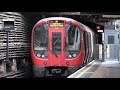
108, 35, 114, 44
65, 24, 80, 51
34, 24, 48, 51
52, 32, 61, 54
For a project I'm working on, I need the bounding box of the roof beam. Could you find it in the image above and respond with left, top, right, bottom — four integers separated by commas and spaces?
102, 15, 120, 18
21, 12, 81, 16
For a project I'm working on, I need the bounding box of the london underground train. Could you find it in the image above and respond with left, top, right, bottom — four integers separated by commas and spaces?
31, 17, 95, 77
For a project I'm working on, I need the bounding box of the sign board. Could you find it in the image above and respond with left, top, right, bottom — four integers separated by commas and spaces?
99, 45, 102, 60
106, 45, 110, 59
97, 30, 103, 33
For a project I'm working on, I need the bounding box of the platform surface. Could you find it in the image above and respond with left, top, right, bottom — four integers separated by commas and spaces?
67, 60, 120, 78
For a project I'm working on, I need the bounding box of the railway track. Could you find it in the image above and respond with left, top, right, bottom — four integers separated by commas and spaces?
0, 68, 33, 78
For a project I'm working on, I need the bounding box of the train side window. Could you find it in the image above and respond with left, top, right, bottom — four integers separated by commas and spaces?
34, 24, 48, 51
65, 24, 80, 51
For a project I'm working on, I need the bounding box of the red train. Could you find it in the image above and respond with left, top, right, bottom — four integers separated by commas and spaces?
31, 17, 95, 77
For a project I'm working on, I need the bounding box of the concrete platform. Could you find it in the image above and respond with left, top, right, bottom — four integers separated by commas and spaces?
67, 60, 120, 78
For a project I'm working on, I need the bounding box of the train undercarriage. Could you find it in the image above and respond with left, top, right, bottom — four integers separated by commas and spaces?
33, 65, 81, 77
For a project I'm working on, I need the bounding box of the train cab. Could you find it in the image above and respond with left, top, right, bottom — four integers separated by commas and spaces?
31, 17, 94, 77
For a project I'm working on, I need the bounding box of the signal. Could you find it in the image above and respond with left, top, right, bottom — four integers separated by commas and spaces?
96, 25, 101, 30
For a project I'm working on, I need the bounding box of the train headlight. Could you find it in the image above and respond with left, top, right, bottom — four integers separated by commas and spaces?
36, 53, 41, 58
68, 54, 72, 58
41, 54, 45, 58
72, 53, 77, 58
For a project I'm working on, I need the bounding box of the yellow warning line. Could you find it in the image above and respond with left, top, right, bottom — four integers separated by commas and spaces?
75, 61, 97, 78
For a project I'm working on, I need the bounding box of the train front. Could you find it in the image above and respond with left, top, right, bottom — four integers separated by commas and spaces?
31, 17, 84, 77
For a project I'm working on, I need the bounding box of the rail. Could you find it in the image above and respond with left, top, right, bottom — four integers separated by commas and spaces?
0, 67, 33, 78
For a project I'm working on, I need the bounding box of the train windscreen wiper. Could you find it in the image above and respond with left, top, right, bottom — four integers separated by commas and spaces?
52, 50, 58, 57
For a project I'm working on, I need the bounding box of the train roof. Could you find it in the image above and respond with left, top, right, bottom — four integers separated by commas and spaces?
39, 17, 75, 22
36, 17, 94, 34
78, 22, 93, 33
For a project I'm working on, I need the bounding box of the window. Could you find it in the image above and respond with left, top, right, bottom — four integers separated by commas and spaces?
52, 32, 61, 54
108, 35, 114, 44
3, 21, 15, 32
65, 24, 80, 51
4, 21, 14, 28
34, 24, 48, 51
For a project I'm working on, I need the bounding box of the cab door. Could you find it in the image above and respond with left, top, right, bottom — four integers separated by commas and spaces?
48, 23, 65, 66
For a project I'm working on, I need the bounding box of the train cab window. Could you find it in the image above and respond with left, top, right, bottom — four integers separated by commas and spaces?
65, 24, 80, 51
34, 24, 48, 51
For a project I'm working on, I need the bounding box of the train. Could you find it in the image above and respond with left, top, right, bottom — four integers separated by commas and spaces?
31, 17, 96, 77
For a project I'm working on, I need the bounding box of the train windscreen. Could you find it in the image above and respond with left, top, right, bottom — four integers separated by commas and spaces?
34, 24, 48, 51
65, 24, 80, 51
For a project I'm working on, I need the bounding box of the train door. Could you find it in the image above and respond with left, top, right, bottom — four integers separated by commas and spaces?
87, 33, 91, 63
104, 30, 119, 61
88, 33, 92, 62
48, 21, 65, 66
83, 32, 89, 65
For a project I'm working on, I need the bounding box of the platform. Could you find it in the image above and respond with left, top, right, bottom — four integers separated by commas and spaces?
67, 60, 120, 78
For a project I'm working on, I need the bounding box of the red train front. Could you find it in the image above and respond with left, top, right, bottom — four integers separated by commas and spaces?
31, 17, 86, 77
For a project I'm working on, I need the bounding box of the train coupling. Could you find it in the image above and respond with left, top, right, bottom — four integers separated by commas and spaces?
51, 69, 62, 74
